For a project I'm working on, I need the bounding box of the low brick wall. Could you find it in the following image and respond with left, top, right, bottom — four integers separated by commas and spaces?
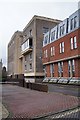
24, 82, 48, 92
3, 74, 24, 87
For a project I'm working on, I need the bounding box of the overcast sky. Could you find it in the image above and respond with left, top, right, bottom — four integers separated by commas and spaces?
0, 0, 79, 68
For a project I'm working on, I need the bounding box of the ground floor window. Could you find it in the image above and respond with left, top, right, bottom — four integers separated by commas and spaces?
50, 63, 54, 77
58, 62, 63, 77
68, 59, 75, 77
43, 65, 47, 77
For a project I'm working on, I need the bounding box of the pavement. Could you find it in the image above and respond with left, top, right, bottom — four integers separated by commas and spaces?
2, 84, 80, 119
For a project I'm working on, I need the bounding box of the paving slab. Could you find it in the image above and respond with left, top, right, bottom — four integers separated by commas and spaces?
2, 84, 80, 119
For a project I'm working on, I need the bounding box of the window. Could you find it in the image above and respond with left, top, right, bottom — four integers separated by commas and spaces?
30, 63, 32, 70
68, 59, 75, 77
60, 43, 61, 53
51, 31, 55, 41
74, 16, 77, 28
68, 60, 71, 77
51, 47, 53, 56
51, 46, 55, 56
74, 36, 77, 48
45, 50, 47, 58
50, 64, 54, 77
70, 18, 74, 30
70, 36, 77, 49
44, 50, 46, 58
71, 38, 73, 49
62, 42, 64, 53
29, 29, 32, 36
43, 65, 47, 77
60, 42, 64, 53
43, 27, 49, 34
70, 16, 77, 30
25, 64, 27, 70
44, 35, 48, 45
44, 49, 48, 58
58, 62, 63, 77
60, 24, 65, 36
72, 59, 75, 77
29, 53, 32, 60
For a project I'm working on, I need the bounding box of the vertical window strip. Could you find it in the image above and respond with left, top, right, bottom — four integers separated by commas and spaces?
46, 49, 47, 58
74, 16, 77, 28
51, 47, 53, 56
71, 38, 73, 49
60, 43, 62, 53
74, 36, 77, 48
72, 59, 75, 71
62, 42, 64, 53
53, 46, 55, 55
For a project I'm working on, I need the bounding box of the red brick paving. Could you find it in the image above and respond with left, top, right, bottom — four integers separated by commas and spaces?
2, 84, 80, 119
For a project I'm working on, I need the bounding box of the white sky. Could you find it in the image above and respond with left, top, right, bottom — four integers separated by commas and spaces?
0, 0, 79, 67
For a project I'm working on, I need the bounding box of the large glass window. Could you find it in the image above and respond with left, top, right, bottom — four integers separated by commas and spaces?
50, 64, 54, 77
74, 16, 77, 28
70, 18, 74, 30
58, 62, 63, 77
70, 16, 77, 30
43, 27, 49, 34
60, 24, 65, 36
51, 31, 55, 41
68, 59, 75, 77
44, 35, 48, 45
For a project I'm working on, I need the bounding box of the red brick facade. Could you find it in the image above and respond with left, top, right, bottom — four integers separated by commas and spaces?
42, 28, 80, 79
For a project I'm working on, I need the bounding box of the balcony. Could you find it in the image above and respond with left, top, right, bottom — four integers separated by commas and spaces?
21, 46, 32, 55
21, 38, 33, 55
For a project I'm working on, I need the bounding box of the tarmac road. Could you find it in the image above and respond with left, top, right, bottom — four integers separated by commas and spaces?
45, 83, 80, 97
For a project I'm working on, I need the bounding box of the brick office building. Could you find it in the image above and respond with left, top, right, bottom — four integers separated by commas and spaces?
8, 15, 61, 82
42, 9, 80, 82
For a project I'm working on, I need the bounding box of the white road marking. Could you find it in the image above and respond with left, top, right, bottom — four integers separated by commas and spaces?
52, 108, 80, 118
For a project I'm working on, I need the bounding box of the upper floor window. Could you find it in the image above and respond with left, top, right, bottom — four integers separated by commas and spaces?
44, 50, 48, 58
70, 16, 77, 30
25, 64, 27, 70
70, 18, 74, 30
45, 49, 48, 58
29, 29, 32, 36
60, 42, 64, 53
44, 35, 48, 45
43, 27, 49, 34
70, 36, 77, 49
74, 16, 77, 28
51, 31, 55, 41
51, 46, 55, 56
30, 63, 32, 70
60, 24, 65, 36
29, 53, 32, 60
